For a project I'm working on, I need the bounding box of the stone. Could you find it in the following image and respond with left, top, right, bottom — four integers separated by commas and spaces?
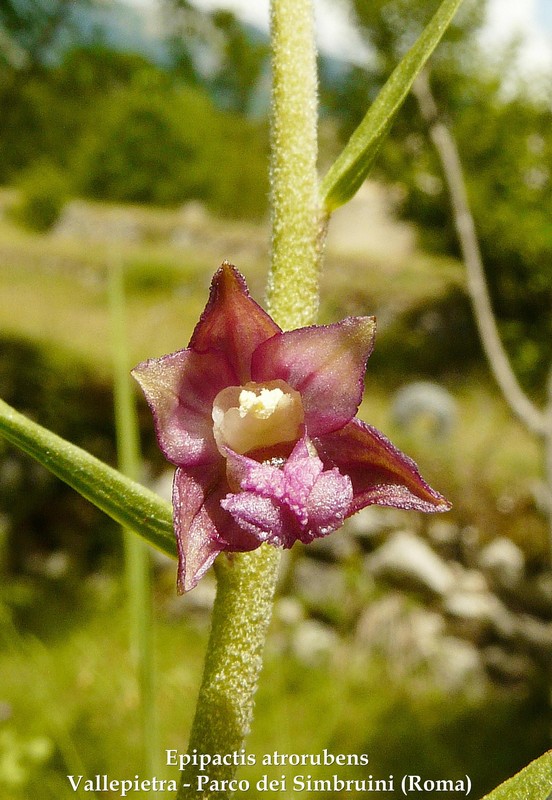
483, 646, 535, 684
443, 584, 516, 642
356, 593, 444, 660
347, 506, 410, 546
292, 620, 337, 665
391, 381, 457, 439
478, 537, 525, 588
307, 528, 359, 562
292, 559, 348, 612
433, 636, 485, 693
366, 530, 455, 597
514, 614, 552, 656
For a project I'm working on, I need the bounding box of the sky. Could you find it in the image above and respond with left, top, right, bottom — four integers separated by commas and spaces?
482, 0, 552, 75
128, 0, 552, 75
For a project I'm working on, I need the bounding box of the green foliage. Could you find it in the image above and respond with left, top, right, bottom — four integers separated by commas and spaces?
1, 44, 269, 220
320, 0, 465, 211
11, 162, 68, 232
72, 71, 268, 217
0, 395, 175, 561
0, 47, 163, 182
0, 579, 549, 799
0, 0, 90, 70
482, 751, 552, 800
123, 258, 193, 295
75, 76, 212, 206
330, 0, 552, 392
210, 10, 269, 114
350, 0, 485, 69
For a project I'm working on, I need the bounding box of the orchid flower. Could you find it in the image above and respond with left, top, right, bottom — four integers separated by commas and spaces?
132, 262, 450, 592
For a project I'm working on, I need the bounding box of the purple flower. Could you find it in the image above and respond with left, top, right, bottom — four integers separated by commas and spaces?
132, 262, 450, 592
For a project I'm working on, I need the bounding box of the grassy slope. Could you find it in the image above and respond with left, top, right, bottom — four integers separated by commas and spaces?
0, 193, 462, 373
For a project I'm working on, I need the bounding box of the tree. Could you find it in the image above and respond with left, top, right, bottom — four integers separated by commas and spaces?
0, 0, 94, 180
0, 0, 84, 70
330, 0, 552, 392
161, 1, 269, 115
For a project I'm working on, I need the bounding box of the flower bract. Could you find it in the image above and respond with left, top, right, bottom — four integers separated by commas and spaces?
133, 262, 451, 592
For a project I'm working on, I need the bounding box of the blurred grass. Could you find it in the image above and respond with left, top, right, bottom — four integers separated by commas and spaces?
0, 217, 207, 376
0, 190, 462, 374
0, 578, 546, 799
0, 581, 205, 799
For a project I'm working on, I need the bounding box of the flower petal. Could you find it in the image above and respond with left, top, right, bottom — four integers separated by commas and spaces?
132, 348, 236, 467
220, 491, 289, 545
190, 262, 281, 383
173, 464, 259, 592
251, 317, 376, 435
222, 437, 353, 547
173, 465, 226, 593
304, 466, 355, 539
316, 418, 451, 514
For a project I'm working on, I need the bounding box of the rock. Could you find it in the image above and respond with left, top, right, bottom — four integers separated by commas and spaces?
26, 550, 70, 579
54, 200, 140, 243
513, 614, 552, 657
427, 519, 460, 547
291, 620, 338, 665
443, 579, 516, 642
478, 537, 525, 589
165, 576, 216, 620
356, 594, 485, 693
391, 381, 457, 439
326, 181, 415, 261
274, 597, 305, 626
366, 530, 455, 597
292, 559, 349, 614
356, 593, 444, 661
482, 646, 535, 685
433, 637, 485, 694
307, 528, 359, 562
347, 506, 411, 547
531, 573, 552, 607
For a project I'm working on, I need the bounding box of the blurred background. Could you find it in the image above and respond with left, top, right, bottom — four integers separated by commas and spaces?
1, 0, 552, 797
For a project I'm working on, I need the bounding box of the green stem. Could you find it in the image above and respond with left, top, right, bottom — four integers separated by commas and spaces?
266, 0, 321, 330
177, 1, 321, 797
108, 254, 159, 779
176, 547, 280, 800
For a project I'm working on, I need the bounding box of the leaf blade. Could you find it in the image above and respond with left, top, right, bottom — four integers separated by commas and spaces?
0, 397, 176, 559
481, 750, 552, 800
320, 0, 464, 211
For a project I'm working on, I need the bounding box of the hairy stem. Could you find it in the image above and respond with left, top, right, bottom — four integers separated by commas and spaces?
177, 1, 321, 798
266, 0, 321, 330
176, 547, 280, 800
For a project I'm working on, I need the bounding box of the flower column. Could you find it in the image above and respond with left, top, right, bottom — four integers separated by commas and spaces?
176, 1, 320, 798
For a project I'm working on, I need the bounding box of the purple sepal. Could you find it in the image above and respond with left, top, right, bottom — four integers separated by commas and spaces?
316, 418, 452, 515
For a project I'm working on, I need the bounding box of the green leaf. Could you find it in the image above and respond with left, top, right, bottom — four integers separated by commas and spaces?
320, 0, 464, 211
0, 397, 176, 559
481, 750, 552, 800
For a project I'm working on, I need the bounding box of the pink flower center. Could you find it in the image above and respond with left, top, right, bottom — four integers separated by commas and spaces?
212, 380, 304, 455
